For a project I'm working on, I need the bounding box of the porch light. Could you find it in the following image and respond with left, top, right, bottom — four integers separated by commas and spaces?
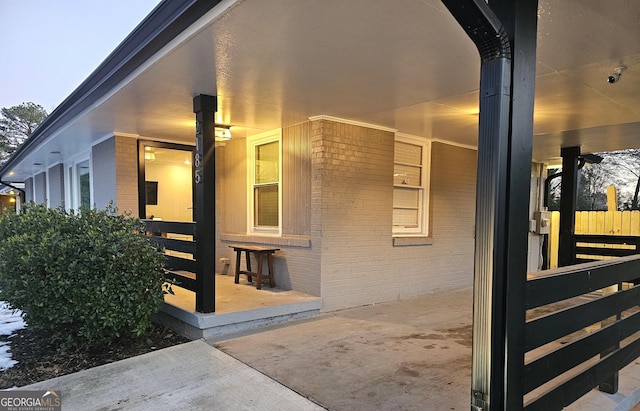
214, 125, 232, 141
144, 146, 156, 161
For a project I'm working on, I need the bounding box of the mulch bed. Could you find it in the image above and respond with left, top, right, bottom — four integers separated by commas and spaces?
0, 324, 190, 389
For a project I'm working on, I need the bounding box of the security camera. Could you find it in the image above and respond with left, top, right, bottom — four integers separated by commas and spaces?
607, 73, 620, 84
607, 66, 626, 84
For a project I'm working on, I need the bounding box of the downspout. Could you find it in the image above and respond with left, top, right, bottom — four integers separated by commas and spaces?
441, 2, 513, 410
446, 0, 539, 407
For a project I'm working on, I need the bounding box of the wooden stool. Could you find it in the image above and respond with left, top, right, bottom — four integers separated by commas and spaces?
229, 245, 279, 289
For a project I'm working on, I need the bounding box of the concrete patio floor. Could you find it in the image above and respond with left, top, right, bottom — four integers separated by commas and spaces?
213, 287, 474, 410
17, 287, 640, 410
212, 286, 640, 411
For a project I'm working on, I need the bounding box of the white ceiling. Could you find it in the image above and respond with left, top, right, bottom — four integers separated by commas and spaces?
8, 0, 640, 179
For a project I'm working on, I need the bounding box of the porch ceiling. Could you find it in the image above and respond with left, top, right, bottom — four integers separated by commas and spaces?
5, 0, 640, 179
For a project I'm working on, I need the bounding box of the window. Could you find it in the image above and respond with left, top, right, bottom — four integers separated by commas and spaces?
248, 131, 281, 233
77, 160, 91, 208
393, 135, 430, 235
65, 158, 91, 210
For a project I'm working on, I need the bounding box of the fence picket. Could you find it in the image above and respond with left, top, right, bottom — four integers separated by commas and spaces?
631, 211, 640, 236
596, 211, 605, 234
549, 210, 640, 263
605, 211, 615, 235
622, 211, 632, 235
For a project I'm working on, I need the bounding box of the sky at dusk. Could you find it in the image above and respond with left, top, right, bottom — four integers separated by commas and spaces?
0, 0, 161, 113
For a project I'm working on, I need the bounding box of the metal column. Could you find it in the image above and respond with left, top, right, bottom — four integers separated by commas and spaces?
441, 1, 538, 409
193, 94, 216, 313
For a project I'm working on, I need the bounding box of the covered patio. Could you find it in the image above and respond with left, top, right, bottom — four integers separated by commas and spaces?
2, 1, 640, 409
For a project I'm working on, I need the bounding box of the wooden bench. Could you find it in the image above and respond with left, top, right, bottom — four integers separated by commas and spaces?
229, 244, 280, 290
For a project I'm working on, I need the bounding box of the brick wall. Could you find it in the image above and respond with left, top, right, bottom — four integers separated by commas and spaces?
92, 138, 117, 210
402, 142, 476, 295
314, 120, 398, 311
89, 135, 138, 215
217, 125, 322, 297
115, 136, 139, 216
315, 122, 477, 311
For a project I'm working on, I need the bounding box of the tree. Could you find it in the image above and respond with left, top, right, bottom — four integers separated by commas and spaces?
547, 149, 640, 212
600, 150, 640, 209
0, 102, 48, 165
576, 165, 609, 210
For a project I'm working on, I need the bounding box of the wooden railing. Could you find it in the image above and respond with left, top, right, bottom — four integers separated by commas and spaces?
144, 220, 197, 292
575, 234, 640, 264
523, 255, 640, 409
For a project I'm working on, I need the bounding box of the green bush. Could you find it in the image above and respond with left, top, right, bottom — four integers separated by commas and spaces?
0, 203, 166, 348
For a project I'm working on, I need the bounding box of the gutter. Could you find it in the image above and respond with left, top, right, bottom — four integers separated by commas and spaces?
440, 0, 510, 63
0, 0, 224, 179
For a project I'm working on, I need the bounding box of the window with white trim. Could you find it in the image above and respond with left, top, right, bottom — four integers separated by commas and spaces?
77, 159, 91, 209
247, 131, 281, 233
65, 157, 91, 210
393, 135, 430, 235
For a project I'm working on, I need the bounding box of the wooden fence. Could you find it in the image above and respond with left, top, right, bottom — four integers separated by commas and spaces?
549, 211, 640, 268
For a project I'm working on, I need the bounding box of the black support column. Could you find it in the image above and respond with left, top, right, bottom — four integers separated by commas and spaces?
441, 1, 538, 409
558, 146, 580, 267
193, 94, 216, 313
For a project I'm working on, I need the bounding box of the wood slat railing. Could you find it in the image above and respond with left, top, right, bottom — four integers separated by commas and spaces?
523, 255, 640, 409
144, 220, 197, 292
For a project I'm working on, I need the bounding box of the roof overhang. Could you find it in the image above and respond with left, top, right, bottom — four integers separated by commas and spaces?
3, 0, 640, 181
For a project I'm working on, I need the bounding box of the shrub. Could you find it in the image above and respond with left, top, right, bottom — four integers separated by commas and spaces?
0, 203, 166, 348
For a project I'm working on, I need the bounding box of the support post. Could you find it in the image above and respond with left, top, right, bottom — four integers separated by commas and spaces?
558, 146, 580, 267
441, 1, 538, 409
493, 2, 538, 410
193, 94, 216, 313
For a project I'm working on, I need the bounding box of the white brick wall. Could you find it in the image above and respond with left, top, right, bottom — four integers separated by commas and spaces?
115, 136, 139, 216
313, 120, 399, 310
316, 123, 477, 311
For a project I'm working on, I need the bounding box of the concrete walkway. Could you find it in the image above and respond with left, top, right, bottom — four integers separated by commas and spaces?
22, 340, 323, 410
17, 286, 640, 410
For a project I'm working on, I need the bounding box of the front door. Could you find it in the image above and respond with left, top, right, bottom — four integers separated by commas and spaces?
139, 141, 194, 222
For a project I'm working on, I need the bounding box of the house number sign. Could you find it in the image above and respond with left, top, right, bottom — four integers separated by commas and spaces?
194, 119, 203, 184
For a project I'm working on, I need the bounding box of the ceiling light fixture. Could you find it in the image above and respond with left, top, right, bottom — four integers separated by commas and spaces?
214, 125, 232, 141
